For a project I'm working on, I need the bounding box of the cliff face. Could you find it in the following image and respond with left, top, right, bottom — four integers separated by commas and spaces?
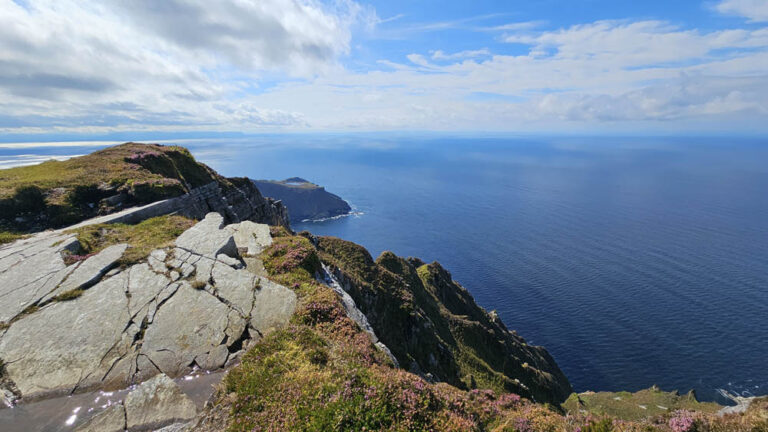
314, 236, 573, 404
252, 178, 351, 222
0, 143, 288, 232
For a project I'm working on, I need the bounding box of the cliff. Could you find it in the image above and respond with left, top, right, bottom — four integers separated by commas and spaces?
2, 143, 766, 432
0, 143, 288, 233
252, 177, 351, 222
314, 236, 572, 403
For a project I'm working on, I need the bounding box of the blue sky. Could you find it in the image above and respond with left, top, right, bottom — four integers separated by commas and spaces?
1, 0, 767, 137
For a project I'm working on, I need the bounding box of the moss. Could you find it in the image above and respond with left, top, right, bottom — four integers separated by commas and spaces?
0, 322, 9, 331
52, 289, 85, 302
68, 214, 195, 266
191, 280, 207, 290
0, 231, 26, 245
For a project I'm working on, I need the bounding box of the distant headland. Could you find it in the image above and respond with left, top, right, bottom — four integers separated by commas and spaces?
252, 177, 352, 223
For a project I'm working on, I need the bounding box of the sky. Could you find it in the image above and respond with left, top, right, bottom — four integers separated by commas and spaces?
1, 0, 767, 137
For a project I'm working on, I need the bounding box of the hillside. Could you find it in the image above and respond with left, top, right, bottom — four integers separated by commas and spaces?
0, 143, 288, 233
253, 178, 351, 222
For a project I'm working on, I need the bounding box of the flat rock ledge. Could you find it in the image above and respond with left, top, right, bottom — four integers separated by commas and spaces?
0, 212, 296, 404
74, 373, 197, 432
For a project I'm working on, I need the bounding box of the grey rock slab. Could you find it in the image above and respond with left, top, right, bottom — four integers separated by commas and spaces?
211, 261, 257, 315
140, 282, 230, 376
42, 243, 128, 303
0, 234, 78, 322
0, 273, 131, 398
195, 344, 229, 370
250, 279, 296, 334
174, 213, 237, 259
216, 253, 242, 269
127, 264, 172, 318
74, 403, 126, 432
232, 221, 272, 256
124, 373, 197, 431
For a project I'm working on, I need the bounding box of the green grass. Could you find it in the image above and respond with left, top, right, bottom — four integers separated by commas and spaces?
0, 142, 219, 231
68, 214, 195, 266
562, 387, 722, 421
51, 289, 85, 302
0, 231, 26, 245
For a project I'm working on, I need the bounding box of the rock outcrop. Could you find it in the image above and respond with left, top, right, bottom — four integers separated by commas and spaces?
0, 213, 296, 403
252, 177, 351, 222
0, 143, 289, 232
75, 373, 196, 432
316, 236, 573, 404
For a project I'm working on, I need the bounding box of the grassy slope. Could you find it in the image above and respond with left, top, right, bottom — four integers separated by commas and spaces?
0, 142, 218, 231
212, 230, 768, 432
314, 236, 572, 405
563, 387, 722, 421
67, 214, 196, 266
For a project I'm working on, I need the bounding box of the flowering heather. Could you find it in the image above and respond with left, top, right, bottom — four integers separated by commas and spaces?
125, 150, 163, 162
215, 232, 768, 432
669, 410, 696, 432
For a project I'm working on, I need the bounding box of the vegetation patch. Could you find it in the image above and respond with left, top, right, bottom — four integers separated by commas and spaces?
0, 231, 26, 245
68, 214, 195, 266
562, 387, 722, 421
0, 142, 220, 232
210, 231, 768, 432
51, 289, 85, 302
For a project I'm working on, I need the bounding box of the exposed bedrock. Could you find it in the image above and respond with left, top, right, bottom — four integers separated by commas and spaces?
0, 212, 296, 403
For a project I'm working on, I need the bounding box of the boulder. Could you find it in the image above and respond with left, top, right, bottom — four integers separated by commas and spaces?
232, 221, 272, 256
124, 373, 197, 431
140, 283, 230, 375
75, 404, 126, 432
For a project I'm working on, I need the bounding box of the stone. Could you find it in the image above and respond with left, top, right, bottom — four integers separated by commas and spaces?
0, 274, 131, 398
141, 283, 230, 376
232, 221, 272, 256
174, 213, 237, 259
46, 244, 128, 299
211, 261, 257, 315
127, 264, 171, 318
196, 344, 229, 370
216, 253, 242, 269
124, 373, 197, 431
0, 233, 77, 322
74, 404, 126, 432
250, 278, 297, 334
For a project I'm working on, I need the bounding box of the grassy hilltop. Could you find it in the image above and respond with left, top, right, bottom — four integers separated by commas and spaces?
0, 143, 218, 233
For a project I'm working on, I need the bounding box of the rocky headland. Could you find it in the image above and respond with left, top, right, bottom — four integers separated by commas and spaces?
0, 143, 765, 432
252, 177, 352, 222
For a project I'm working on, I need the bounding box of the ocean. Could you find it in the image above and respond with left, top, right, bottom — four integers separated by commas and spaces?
2, 134, 767, 403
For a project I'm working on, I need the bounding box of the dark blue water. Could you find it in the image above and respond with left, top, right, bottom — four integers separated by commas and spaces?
3, 135, 767, 402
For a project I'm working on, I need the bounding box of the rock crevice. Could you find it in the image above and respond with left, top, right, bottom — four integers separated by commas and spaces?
0, 213, 296, 403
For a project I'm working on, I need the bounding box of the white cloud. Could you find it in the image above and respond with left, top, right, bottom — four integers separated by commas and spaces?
717, 0, 768, 22
431, 49, 491, 61
0, 0, 367, 132
0, 1, 767, 133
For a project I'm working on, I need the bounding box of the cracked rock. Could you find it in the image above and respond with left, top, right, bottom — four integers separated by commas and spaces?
0, 274, 130, 399
124, 373, 197, 431
75, 403, 126, 432
140, 282, 230, 376
232, 220, 272, 256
